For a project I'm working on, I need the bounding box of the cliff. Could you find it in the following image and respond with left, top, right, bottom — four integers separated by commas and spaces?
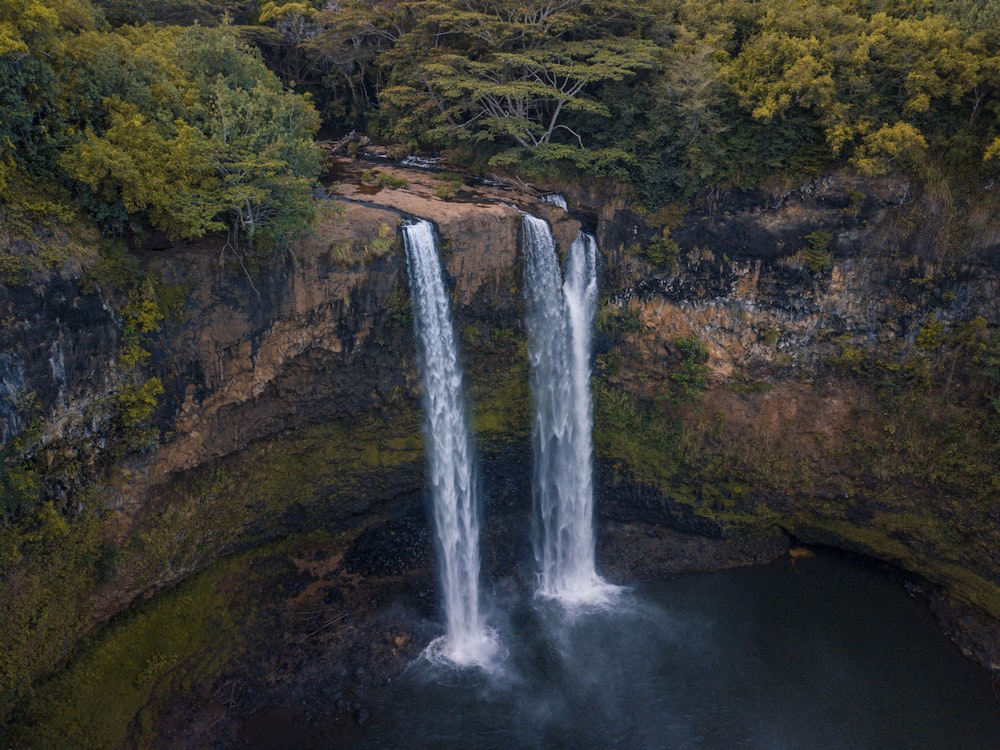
2, 160, 999, 716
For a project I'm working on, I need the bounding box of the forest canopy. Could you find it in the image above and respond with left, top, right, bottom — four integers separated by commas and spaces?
1, 1, 319, 250
3, 0, 1000, 237
247, 0, 1000, 204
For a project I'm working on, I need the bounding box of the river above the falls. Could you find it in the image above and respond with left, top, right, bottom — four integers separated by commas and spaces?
343, 552, 1000, 750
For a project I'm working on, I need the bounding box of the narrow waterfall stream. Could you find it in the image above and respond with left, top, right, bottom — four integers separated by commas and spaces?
521, 214, 616, 605
403, 219, 498, 668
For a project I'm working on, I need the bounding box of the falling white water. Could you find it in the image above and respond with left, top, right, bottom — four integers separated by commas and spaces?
539, 193, 568, 211
521, 214, 617, 606
403, 219, 498, 667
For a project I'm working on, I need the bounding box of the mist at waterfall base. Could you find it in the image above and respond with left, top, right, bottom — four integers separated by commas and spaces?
348, 553, 1000, 749
402, 220, 498, 668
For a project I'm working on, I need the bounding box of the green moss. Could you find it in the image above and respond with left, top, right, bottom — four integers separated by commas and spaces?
593, 382, 680, 494
5, 538, 329, 748
116, 410, 426, 588
2, 523, 372, 748
1, 406, 426, 726
0, 503, 102, 720
598, 305, 642, 335
472, 361, 531, 442
3, 550, 255, 749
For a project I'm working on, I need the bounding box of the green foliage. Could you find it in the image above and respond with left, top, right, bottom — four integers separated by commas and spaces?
114, 377, 164, 448
461, 324, 479, 346
361, 169, 408, 189
365, 221, 397, 259
801, 230, 832, 273
97, 0, 243, 26
666, 335, 710, 404
593, 380, 680, 492
0, 405, 42, 521
294, 0, 1000, 204
5, 552, 246, 749
433, 170, 463, 199
119, 281, 167, 369
3, 17, 321, 253
828, 345, 872, 377
367, 0, 658, 170
851, 122, 929, 176
917, 313, 946, 351
12, 0, 998, 214
0, 498, 101, 721
645, 230, 680, 266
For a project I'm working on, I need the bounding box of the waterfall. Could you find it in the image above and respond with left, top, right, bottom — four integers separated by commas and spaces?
403, 219, 498, 667
521, 214, 616, 606
539, 193, 568, 211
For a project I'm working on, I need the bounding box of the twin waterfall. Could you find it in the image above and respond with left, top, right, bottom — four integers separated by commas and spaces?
521, 215, 613, 604
403, 209, 612, 669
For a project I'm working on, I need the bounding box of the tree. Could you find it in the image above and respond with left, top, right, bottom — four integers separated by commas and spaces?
56, 24, 320, 248
256, 1, 323, 86
718, 0, 991, 178
63, 98, 220, 238
374, 0, 659, 166
632, 25, 730, 202
0, 0, 96, 198
850, 121, 928, 175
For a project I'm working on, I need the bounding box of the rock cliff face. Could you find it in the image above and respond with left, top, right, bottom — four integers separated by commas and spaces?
0, 274, 121, 492
133, 164, 578, 493
583, 171, 1000, 670
2, 161, 999, 702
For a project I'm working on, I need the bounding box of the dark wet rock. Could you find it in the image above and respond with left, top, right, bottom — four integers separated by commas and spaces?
598, 521, 791, 583
342, 519, 432, 577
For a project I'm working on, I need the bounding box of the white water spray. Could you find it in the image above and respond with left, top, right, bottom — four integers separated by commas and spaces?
403, 219, 499, 667
521, 214, 617, 606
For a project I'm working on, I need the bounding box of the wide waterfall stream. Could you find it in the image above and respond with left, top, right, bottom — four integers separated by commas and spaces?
345, 552, 1000, 749
521, 214, 614, 605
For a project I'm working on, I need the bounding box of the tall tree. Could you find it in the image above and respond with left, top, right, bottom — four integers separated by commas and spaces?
56, 24, 320, 248
371, 0, 659, 166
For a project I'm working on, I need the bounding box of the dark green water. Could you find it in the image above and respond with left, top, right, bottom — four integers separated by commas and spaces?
352, 554, 1000, 749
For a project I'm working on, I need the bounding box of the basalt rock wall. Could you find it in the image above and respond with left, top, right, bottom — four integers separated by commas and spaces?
2, 162, 1000, 697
